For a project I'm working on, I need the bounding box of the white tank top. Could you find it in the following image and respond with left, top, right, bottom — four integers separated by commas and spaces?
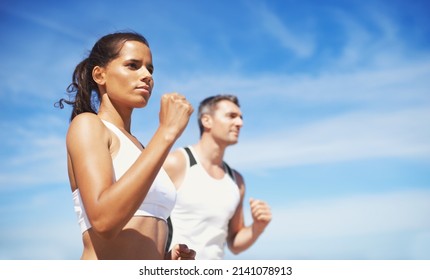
72, 119, 176, 233
169, 146, 240, 259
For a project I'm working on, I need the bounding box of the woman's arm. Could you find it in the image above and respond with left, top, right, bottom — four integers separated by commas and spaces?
68, 94, 193, 240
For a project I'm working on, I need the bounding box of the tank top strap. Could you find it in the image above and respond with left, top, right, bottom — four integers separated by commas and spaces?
183, 146, 237, 184
183, 146, 197, 167
223, 161, 236, 183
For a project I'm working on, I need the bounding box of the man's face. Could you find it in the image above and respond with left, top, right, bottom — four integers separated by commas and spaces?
209, 100, 243, 145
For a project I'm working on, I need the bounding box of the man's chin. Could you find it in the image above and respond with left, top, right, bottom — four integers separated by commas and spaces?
228, 139, 239, 146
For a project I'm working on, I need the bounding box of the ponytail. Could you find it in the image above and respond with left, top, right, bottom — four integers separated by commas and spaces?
55, 58, 99, 121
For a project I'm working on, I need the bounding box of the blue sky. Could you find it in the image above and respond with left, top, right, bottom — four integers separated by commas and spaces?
0, 0, 429, 260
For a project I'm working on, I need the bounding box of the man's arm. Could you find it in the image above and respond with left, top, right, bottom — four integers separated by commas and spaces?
226, 172, 272, 255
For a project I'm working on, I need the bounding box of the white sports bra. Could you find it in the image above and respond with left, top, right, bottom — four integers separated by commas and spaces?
72, 119, 176, 233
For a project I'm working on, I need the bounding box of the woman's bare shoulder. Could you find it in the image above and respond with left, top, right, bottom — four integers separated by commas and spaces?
66, 113, 109, 148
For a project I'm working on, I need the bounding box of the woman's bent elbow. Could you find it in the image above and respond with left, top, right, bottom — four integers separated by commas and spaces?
91, 220, 121, 240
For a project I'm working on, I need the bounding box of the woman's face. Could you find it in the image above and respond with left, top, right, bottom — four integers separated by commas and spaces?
100, 40, 154, 109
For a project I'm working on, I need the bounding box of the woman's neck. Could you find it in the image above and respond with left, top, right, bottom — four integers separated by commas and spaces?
98, 95, 133, 133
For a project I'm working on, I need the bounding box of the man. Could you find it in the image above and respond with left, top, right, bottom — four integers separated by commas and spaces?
164, 94, 272, 259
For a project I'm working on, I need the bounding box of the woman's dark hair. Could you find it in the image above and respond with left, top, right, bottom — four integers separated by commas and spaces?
55, 31, 149, 121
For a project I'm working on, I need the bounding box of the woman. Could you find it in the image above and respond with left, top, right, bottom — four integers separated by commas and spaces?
57, 31, 195, 260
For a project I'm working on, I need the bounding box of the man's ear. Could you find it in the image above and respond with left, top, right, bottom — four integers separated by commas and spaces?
92, 66, 106, 85
201, 114, 212, 130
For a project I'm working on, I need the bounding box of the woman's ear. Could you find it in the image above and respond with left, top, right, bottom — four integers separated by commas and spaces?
92, 66, 106, 85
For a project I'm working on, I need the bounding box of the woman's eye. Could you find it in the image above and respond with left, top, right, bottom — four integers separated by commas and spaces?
147, 64, 154, 74
128, 63, 138, 69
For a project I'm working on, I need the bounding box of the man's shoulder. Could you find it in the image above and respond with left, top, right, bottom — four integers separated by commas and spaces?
165, 148, 186, 167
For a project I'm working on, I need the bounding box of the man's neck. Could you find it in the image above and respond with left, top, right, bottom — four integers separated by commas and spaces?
194, 137, 226, 168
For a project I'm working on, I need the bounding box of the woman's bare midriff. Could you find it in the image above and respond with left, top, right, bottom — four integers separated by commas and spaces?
80, 216, 168, 260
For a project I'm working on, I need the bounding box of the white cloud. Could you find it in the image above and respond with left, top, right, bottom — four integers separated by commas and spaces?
158, 57, 430, 108
0, 115, 68, 191
0, 220, 80, 259
329, 6, 405, 69
228, 189, 430, 259
1, 6, 89, 42
274, 189, 430, 238
280, 62, 430, 102
0, 185, 80, 259
226, 107, 430, 170
256, 4, 315, 58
